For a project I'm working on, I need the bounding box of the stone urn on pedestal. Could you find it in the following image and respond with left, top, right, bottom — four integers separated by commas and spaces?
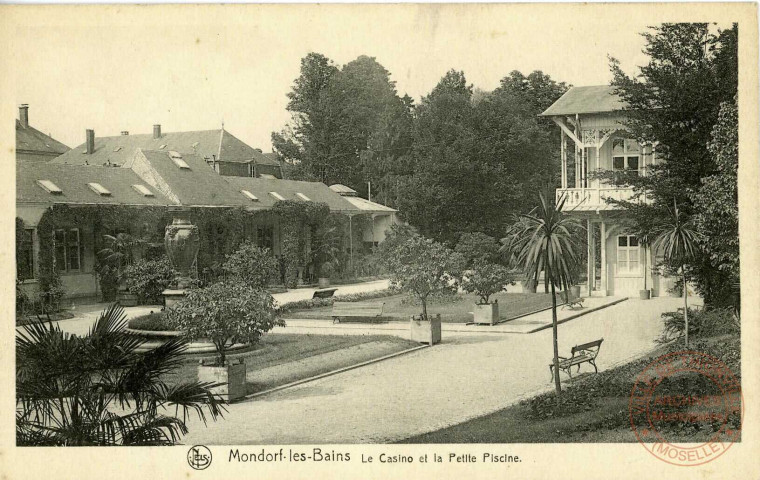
163, 214, 200, 309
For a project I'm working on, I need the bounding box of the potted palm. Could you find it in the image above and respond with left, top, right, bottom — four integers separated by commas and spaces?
379, 226, 463, 345
166, 281, 284, 402
501, 193, 582, 398
460, 260, 514, 325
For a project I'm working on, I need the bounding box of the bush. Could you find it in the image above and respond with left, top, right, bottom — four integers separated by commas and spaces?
455, 232, 502, 268
378, 228, 464, 320
222, 242, 279, 289
94, 262, 120, 302
124, 257, 175, 305
660, 307, 739, 343
16, 279, 30, 316
127, 311, 169, 331
460, 260, 515, 304
166, 281, 284, 365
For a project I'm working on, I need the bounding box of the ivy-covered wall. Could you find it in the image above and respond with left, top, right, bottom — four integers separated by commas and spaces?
17, 200, 346, 304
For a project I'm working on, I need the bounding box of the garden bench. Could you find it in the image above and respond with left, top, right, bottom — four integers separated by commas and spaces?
562, 296, 585, 310
312, 287, 338, 299
549, 338, 603, 381
331, 301, 384, 324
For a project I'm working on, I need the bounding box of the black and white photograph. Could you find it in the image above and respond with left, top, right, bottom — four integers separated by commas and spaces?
2, 3, 758, 479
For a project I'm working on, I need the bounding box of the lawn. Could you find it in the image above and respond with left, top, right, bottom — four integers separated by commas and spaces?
168, 333, 420, 395
283, 292, 555, 323
400, 334, 741, 443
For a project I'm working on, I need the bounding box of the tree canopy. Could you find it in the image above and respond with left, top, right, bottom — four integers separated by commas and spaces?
606, 23, 738, 306
273, 55, 568, 245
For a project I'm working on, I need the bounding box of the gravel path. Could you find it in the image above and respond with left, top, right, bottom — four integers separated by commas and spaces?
181, 296, 687, 445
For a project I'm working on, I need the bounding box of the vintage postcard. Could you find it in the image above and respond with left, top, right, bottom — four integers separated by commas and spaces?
0, 3, 758, 479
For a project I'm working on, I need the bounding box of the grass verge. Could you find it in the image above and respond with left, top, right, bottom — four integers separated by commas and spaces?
284, 292, 554, 323
399, 334, 740, 443
169, 333, 420, 395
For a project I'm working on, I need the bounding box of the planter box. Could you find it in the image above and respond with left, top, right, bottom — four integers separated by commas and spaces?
472, 302, 499, 325
118, 292, 139, 307
162, 289, 186, 309
639, 289, 652, 300
197, 360, 247, 403
410, 314, 442, 345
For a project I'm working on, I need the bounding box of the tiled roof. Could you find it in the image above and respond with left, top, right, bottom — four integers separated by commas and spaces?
16, 161, 171, 206
128, 150, 250, 207
223, 176, 358, 212
16, 120, 70, 156
540, 85, 627, 116
50, 128, 278, 166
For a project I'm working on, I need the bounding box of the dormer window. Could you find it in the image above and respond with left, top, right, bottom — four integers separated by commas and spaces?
36, 179, 63, 194
132, 184, 155, 197
241, 190, 259, 201
269, 191, 285, 201
168, 151, 190, 169
296, 192, 311, 201
87, 182, 111, 196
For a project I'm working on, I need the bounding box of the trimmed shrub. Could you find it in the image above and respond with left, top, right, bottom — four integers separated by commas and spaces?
127, 311, 168, 331
166, 281, 284, 365
124, 257, 175, 305
222, 242, 279, 289
460, 260, 515, 304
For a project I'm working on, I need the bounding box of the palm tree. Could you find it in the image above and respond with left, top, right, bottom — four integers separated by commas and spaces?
501, 193, 583, 397
652, 200, 699, 348
16, 304, 225, 446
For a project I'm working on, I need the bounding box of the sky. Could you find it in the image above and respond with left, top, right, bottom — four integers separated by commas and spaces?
13, 4, 657, 152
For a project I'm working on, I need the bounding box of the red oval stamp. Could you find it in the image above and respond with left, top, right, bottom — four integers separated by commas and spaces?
629, 350, 742, 466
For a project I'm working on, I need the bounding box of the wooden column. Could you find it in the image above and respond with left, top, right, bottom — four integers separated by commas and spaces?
587, 219, 594, 295
574, 120, 580, 188
560, 130, 567, 189
600, 220, 607, 296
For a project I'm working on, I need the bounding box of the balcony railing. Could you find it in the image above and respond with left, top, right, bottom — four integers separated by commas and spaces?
555, 187, 642, 211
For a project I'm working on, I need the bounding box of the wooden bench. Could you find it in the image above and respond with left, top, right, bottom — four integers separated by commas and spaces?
313, 287, 338, 299
331, 301, 384, 324
549, 338, 603, 381
562, 296, 585, 310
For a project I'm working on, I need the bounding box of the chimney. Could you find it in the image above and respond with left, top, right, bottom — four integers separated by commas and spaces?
153, 124, 161, 139
121, 131, 129, 136
86, 129, 95, 154
18, 104, 29, 128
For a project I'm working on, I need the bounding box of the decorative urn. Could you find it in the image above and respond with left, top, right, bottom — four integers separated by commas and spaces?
163, 215, 200, 308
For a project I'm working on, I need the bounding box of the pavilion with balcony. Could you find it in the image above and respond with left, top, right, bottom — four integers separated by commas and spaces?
540, 85, 670, 298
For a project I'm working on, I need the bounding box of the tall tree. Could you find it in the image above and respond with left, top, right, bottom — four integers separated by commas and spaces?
273, 54, 413, 197
397, 69, 566, 244
691, 96, 739, 280
272, 53, 339, 182
605, 23, 738, 306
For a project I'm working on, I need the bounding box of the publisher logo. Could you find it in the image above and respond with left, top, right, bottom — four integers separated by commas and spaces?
188, 445, 213, 470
